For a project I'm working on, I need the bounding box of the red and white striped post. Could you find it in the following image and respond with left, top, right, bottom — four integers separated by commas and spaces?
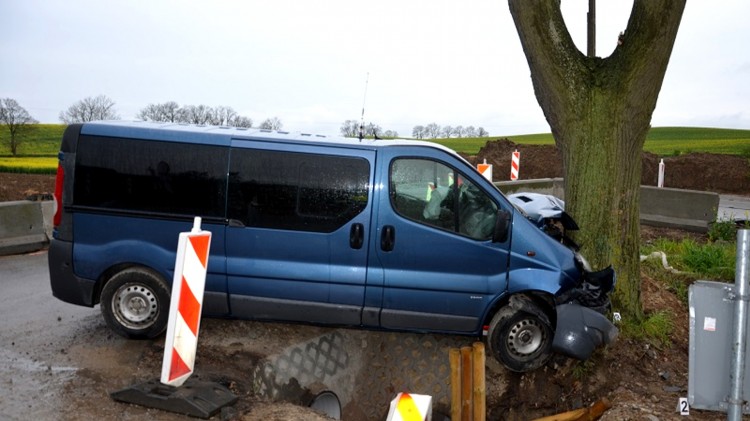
510, 150, 521, 180
161, 217, 212, 387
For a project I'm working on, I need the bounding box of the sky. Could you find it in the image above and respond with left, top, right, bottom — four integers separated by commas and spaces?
1, 1, 748, 137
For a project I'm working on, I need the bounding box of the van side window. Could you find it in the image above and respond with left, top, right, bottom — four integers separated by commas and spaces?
228, 148, 369, 232
74, 135, 228, 217
390, 158, 498, 240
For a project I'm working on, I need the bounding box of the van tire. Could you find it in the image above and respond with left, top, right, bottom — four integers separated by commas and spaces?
487, 297, 553, 372
100, 268, 170, 339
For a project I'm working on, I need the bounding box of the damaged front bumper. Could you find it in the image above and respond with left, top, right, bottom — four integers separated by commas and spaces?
509, 192, 620, 361
552, 303, 619, 360
554, 265, 618, 360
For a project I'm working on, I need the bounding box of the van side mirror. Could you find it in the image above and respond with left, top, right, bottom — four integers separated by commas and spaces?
492, 209, 511, 243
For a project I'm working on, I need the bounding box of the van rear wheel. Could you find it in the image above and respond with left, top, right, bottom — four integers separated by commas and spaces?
487, 298, 553, 372
100, 268, 170, 339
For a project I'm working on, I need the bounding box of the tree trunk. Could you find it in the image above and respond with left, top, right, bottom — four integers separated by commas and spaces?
508, 0, 686, 319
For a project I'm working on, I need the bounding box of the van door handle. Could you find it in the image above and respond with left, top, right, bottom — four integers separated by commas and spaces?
350, 223, 364, 249
381, 225, 395, 252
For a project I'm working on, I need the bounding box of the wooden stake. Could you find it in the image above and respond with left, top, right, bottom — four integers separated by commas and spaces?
472, 342, 486, 421
450, 348, 462, 421
461, 346, 473, 421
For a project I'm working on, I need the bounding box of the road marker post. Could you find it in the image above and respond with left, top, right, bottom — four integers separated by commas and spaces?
658, 159, 665, 188
510, 150, 520, 181
477, 159, 493, 182
161, 216, 211, 387
110, 217, 237, 418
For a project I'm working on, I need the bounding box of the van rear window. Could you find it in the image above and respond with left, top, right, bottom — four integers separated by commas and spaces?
74, 135, 228, 218
228, 148, 369, 232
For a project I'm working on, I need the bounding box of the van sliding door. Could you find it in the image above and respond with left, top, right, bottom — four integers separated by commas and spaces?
225, 140, 375, 325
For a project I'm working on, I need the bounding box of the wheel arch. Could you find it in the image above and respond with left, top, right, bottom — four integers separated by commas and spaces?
482, 290, 557, 332
93, 263, 170, 306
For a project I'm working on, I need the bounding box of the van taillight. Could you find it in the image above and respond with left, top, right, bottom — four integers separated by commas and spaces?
53, 162, 64, 227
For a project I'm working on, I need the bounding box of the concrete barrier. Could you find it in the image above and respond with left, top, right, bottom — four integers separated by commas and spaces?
0, 200, 49, 256
495, 177, 565, 198
640, 186, 719, 232
496, 179, 719, 232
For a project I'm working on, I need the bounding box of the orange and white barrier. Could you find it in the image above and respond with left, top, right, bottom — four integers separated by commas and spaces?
161, 217, 212, 387
386, 392, 432, 421
510, 150, 520, 181
477, 159, 493, 182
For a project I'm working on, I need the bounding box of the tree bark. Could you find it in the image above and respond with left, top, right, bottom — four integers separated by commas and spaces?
508, 0, 686, 319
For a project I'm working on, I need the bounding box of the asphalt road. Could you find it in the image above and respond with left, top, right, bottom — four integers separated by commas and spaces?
0, 251, 476, 420
0, 251, 200, 420
718, 194, 750, 222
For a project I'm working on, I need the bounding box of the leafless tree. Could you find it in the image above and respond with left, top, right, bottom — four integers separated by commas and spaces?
477, 127, 488, 137
441, 125, 454, 138
137, 101, 181, 122
412, 125, 425, 139
179, 104, 214, 125
0, 98, 38, 156
453, 125, 465, 138
340, 120, 360, 137
211, 106, 238, 126
59, 95, 120, 123
363, 122, 382, 138
259, 117, 283, 130
231, 115, 253, 128
424, 123, 441, 139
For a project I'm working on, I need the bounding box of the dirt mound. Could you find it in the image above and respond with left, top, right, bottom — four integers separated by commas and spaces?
466, 138, 750, 195
1, 139, 748, 201
0, 173, 56, 202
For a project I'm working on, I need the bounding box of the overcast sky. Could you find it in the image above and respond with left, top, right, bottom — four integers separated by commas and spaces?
1, 1, 748, 137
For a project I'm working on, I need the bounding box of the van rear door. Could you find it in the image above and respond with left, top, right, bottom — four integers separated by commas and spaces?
224, 140, 375, 325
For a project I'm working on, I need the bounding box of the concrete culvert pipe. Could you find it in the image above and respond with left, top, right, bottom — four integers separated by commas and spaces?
309, 390, 341, 420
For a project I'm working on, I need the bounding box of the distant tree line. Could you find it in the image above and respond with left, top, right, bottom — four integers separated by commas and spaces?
1, 95, 495, 158
411, 123, 488, 139
58, 95, 282, 130
339, 120, 398, 138
137, 101, 260, 128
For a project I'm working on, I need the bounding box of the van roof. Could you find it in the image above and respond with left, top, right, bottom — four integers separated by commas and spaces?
80, 120, 460, 155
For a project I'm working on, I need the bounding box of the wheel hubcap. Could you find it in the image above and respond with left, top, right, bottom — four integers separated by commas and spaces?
507, 319, 545, 357
113, 283, 157, 328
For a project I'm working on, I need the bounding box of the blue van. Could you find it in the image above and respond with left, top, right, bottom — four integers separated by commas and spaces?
49, 121, 615, 372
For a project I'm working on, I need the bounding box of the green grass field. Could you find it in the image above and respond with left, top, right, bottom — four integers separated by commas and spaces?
436, 127, 750, 156
0, 124, 748, 173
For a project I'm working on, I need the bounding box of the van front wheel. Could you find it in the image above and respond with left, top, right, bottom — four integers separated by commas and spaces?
100, 268, 170, 339
487, 300, 553, 372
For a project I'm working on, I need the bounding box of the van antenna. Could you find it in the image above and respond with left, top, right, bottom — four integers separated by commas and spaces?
358, 72, 369, 142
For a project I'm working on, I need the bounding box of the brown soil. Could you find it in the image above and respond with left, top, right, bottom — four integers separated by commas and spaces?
1, 140, 747, 420
465, 138, 750, 195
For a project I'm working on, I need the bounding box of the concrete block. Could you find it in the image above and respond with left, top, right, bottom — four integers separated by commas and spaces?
0, 200, 48, 256
640, 186, 719, 232
495, 178, 565, 198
